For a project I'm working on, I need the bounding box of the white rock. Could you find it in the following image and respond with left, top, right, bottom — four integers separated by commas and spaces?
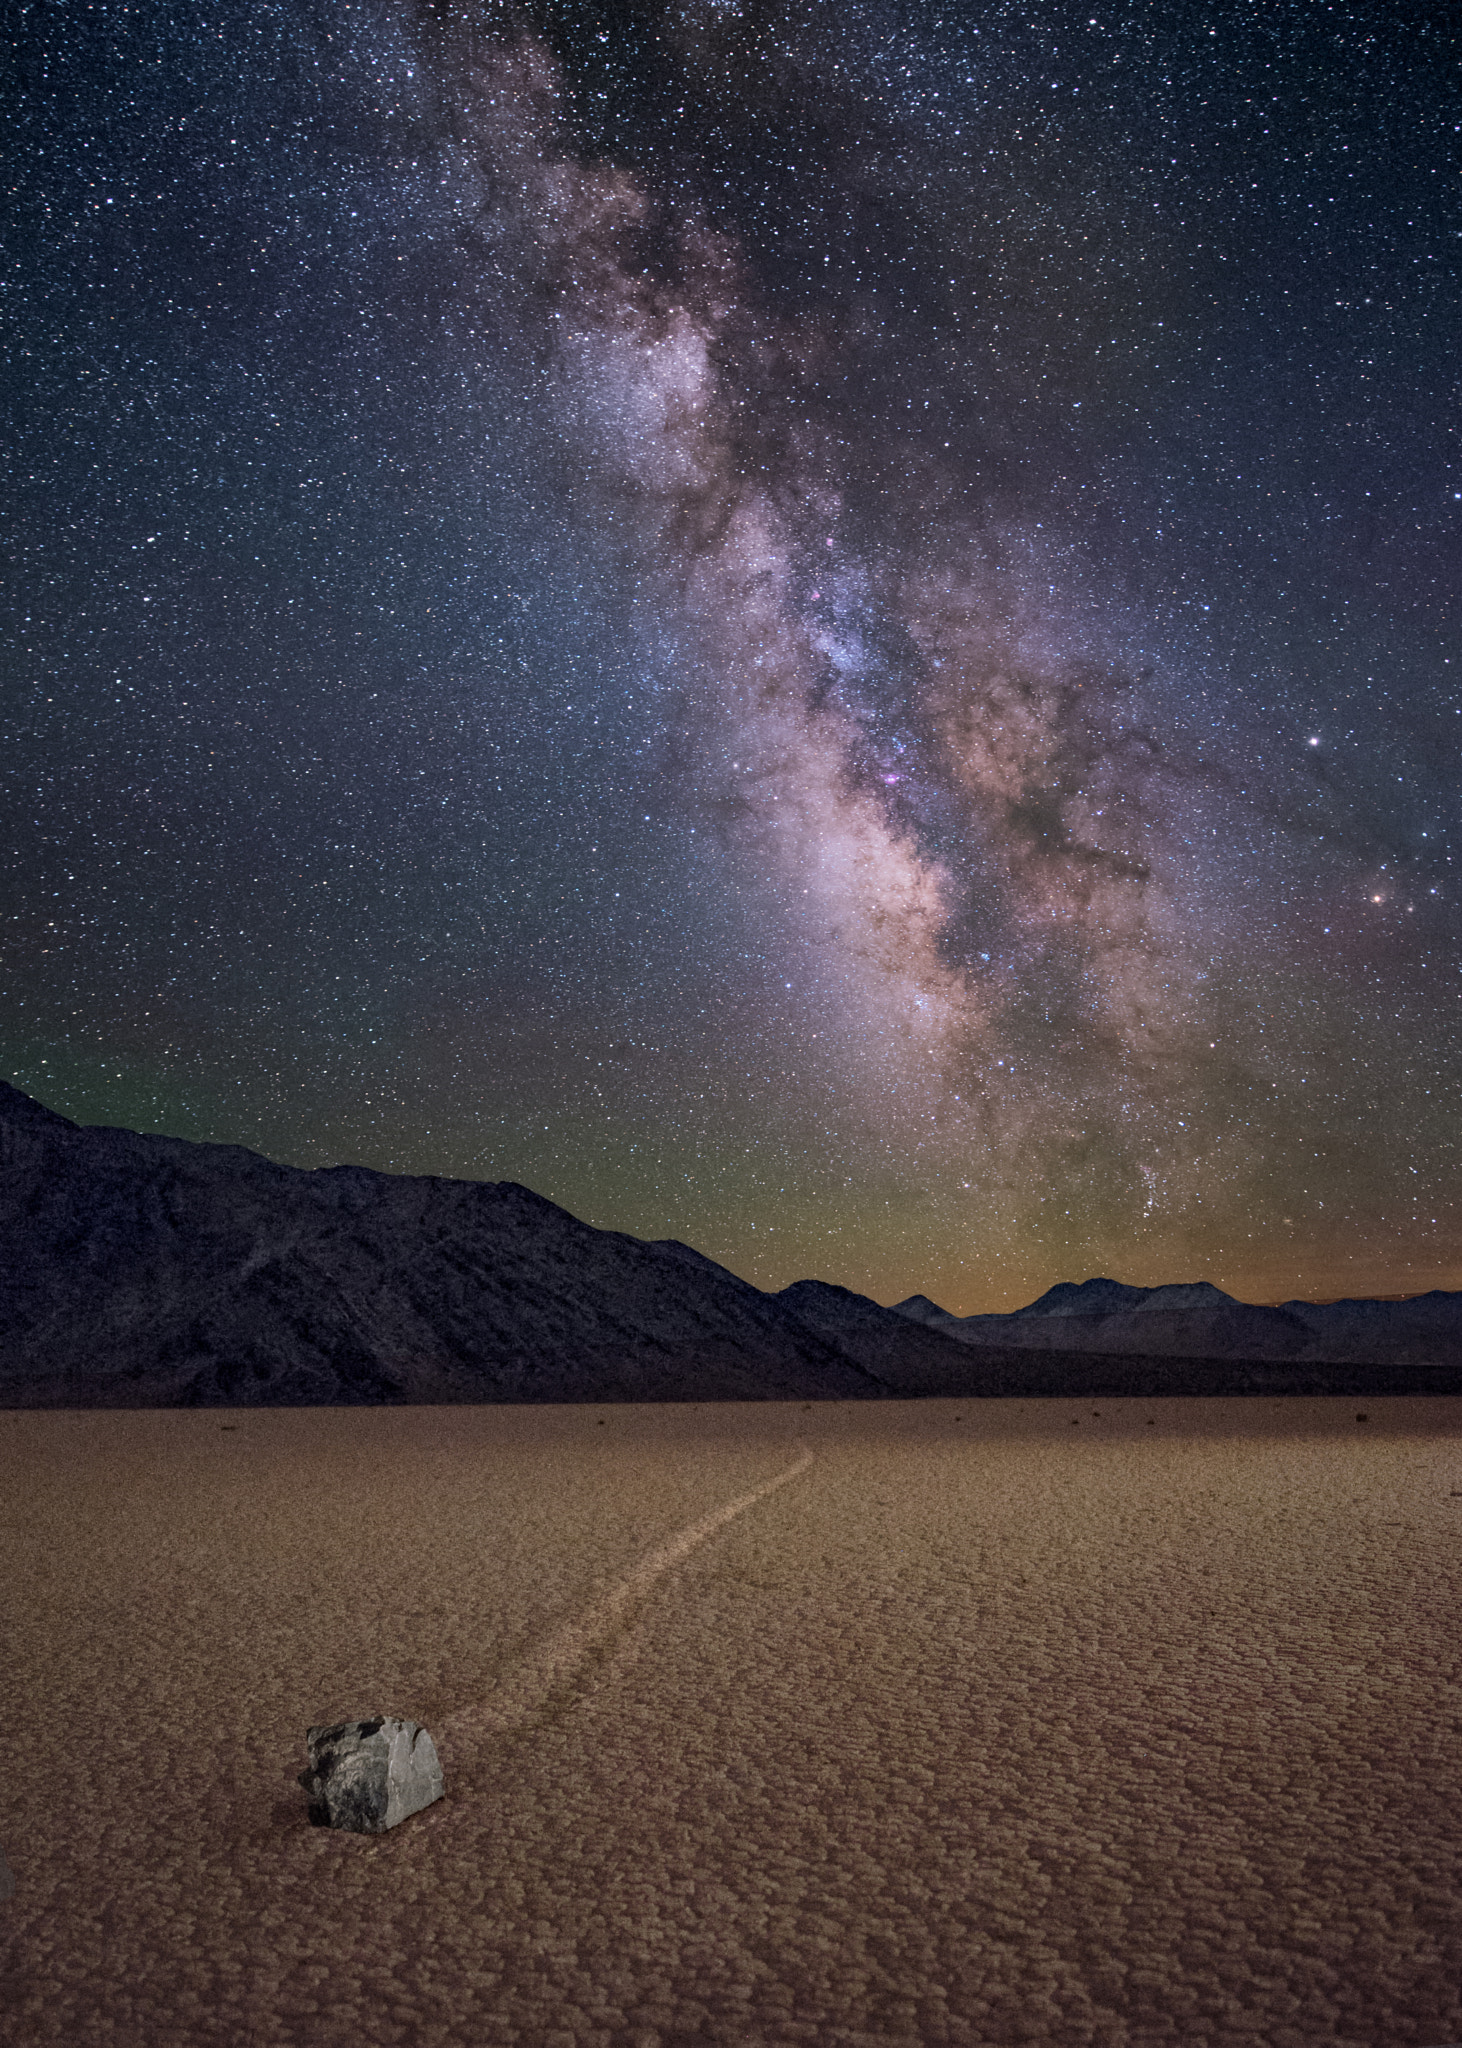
299, 1717, 444, 1833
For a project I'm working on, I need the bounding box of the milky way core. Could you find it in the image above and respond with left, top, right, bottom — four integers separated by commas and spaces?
5, 1, 1459, 1307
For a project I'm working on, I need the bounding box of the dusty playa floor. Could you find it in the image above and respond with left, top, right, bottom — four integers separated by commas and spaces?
2, 1398, 1460, 2047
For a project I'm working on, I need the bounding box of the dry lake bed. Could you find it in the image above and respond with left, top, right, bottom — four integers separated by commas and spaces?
2, 1396, 1460, 2047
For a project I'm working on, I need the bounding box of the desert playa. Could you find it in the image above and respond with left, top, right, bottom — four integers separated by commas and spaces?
2, 1397, 1460, 2047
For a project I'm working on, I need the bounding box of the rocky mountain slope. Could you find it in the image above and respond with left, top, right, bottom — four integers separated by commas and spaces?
3, 1082, 1457, 1404
0, 1082, 911, 1404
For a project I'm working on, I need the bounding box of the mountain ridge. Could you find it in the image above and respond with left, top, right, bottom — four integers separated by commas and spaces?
2, 1081, 1458, 1403
890, 1275, 1462, 1367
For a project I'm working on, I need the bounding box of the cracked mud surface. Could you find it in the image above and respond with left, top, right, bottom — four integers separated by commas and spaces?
2, 1397, 1459, 2045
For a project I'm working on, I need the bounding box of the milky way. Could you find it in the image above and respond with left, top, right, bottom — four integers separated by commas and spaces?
5, 0, 1459, 1307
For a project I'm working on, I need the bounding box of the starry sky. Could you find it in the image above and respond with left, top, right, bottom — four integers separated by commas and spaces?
5, 0, 1459, 1311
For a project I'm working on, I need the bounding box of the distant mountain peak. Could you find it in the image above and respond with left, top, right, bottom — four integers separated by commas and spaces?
1016, 1277, 1239, 1318
1016, 1277, 1152, 1317
889, 1293, 957, 1325
1133, 1281, 1241, 1314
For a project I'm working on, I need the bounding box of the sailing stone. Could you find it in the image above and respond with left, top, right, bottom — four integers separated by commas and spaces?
299, 1717, 444, 1833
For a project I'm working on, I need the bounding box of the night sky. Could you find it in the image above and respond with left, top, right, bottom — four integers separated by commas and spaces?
6, 0, 1459, 1311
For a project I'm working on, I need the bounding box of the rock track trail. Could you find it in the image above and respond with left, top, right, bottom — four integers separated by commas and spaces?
440, 1446, 814, 1752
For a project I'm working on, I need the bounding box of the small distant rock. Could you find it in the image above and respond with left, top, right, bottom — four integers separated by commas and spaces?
0, 1842, 15, 1899
299, 1717, 444, 1833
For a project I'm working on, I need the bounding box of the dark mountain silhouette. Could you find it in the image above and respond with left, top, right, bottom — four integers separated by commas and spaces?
2, 1081, 1457, 1405
0, 1080, 1027, 1406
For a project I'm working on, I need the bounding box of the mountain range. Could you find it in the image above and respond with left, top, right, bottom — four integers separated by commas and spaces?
1, 1081, 1457, 1406
893, 1276, 1462, 1369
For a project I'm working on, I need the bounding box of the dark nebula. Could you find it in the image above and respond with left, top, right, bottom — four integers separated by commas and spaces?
4, 0, 1458, 1308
